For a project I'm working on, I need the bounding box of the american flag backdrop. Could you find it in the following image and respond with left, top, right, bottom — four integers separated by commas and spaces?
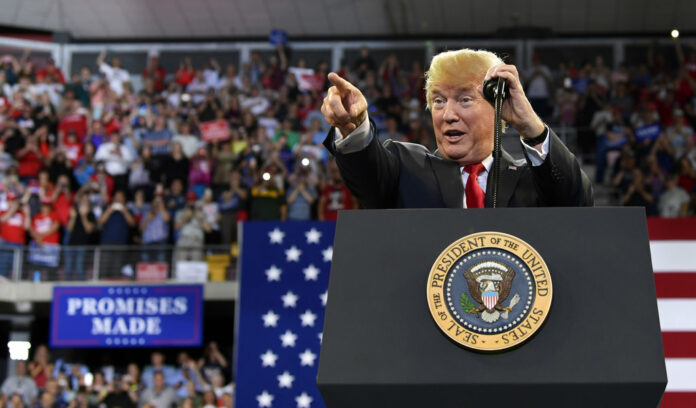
234, 218, 695, 407
235, 221, 334, 408
649, 218, 696, 407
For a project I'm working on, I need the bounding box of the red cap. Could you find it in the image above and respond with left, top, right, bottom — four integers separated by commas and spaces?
186, 191, 198, 202
6, 191, 16, 200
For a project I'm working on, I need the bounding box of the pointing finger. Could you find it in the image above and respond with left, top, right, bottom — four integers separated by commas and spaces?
328, 72, 353, 93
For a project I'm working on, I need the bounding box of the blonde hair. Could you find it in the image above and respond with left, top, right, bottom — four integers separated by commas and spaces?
425, 49, 503, 111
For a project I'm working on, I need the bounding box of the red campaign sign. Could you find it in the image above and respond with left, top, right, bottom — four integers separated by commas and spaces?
200, 120, 230, 142
136, 262, 169, 282
299, 73, 324, 91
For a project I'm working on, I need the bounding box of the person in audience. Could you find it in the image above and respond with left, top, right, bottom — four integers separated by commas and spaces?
95, 133, 135, 192
35, 389, 56, 408
659, 173, 691, 217
8, 393, 26, 408
64, 193, 96, 280
98, 190, 135, 277
188, 147, 213, 196
97, 50, 131, 97
286, 167, 316, 221
28, 346, 52, 391
218, 170, 247, 245
1, 361, 38, 406
200, 391, 216, 408
143, 116, 173, 176
198, 188, 220, 244
30, 199, 60, 248
621, 168, 655, 214
0, 191, 30, 277
101, 376, 137, 408
66, 387, 88, 408
198, 342, 228, 384
139, 372, 177, 408
165, 143, 190, 190
140, 195, 170, 262
42, 378, 67, 408
317, 160, 357, 221
248, 172, 286, 221
174, 192, 209, 262
141, 352, 178, 389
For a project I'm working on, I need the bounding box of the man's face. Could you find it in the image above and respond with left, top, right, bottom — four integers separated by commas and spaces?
430, 82, 494, 166
151, 352, 164, 366
16, 360, 26, 376
154, 373, 165, 389
41, 392, 54, 408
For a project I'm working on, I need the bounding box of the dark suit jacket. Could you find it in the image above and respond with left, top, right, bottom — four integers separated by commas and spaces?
323, 122, 594, 209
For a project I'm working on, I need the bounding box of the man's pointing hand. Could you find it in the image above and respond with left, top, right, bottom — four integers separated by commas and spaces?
321, 72, 368, 136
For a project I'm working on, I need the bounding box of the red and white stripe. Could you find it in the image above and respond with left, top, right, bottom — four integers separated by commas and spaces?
483, 293, 498, 310
649, 218, 696, 407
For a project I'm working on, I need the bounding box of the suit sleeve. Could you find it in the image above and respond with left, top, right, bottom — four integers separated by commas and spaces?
523, 129, 594, 206
323, 120, 400, 209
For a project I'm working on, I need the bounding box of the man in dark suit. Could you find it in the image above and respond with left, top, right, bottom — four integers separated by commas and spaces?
321, 48, 593, 209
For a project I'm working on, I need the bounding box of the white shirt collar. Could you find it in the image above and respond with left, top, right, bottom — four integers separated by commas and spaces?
460, 154, 494, 174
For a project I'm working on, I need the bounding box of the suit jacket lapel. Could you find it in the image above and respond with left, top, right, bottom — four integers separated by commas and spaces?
485, 150, 521, 208
429, 151, 464, 208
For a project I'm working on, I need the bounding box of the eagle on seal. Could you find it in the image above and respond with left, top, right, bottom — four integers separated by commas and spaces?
464, 261, 516, 320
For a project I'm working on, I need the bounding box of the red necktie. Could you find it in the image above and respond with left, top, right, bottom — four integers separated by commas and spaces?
464, 163, 485, 208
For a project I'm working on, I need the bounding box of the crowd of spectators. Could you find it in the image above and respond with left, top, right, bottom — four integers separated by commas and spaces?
0, 45, 364, 278
0, 343, 233, 408
530, 40, 696, 216
0, 39, 695, 275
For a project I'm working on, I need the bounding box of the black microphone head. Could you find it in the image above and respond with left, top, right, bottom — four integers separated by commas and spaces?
482, 77, 508, 105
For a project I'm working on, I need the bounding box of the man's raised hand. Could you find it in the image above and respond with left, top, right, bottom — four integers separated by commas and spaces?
321, 72, 368, 136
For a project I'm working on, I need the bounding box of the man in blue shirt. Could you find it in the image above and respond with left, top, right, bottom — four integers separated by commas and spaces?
143, 116, 173, 157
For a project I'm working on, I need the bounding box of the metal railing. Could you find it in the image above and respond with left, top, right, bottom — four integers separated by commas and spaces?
0, 244, 237, 282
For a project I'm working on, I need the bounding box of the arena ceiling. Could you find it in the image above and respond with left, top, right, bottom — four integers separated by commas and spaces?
0, 0, 693, 40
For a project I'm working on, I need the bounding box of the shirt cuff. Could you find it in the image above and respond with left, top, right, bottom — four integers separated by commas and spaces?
521, 128, 550, 166
333, 114, 372, 153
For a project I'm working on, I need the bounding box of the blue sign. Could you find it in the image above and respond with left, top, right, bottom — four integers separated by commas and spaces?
269, 29, 288, 46
50, 285, 203, 348
635, 123, 662, 142
28, 242, 60, 267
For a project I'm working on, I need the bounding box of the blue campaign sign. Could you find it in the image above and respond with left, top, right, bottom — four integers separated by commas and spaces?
269, 29, 288, 45
50, 285, 203, 348
635, 123, 662, 141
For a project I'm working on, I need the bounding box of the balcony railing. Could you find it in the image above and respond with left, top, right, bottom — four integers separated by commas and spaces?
0, 244, 237, 282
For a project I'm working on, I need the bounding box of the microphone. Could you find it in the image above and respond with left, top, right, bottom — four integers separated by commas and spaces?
482, 77, 509, 105
482, 77, 507, 208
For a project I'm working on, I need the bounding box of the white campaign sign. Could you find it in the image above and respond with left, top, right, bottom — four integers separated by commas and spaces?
176, 261, 208, 282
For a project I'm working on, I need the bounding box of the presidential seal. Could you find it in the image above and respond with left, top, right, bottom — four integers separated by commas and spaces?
426, 232, 552, 351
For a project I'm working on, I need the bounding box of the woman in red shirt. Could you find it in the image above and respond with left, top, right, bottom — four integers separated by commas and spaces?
16, 133, 47, 181
175, 58, 195, 88
31, 200, 60, 246
28, 345, 52, 390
